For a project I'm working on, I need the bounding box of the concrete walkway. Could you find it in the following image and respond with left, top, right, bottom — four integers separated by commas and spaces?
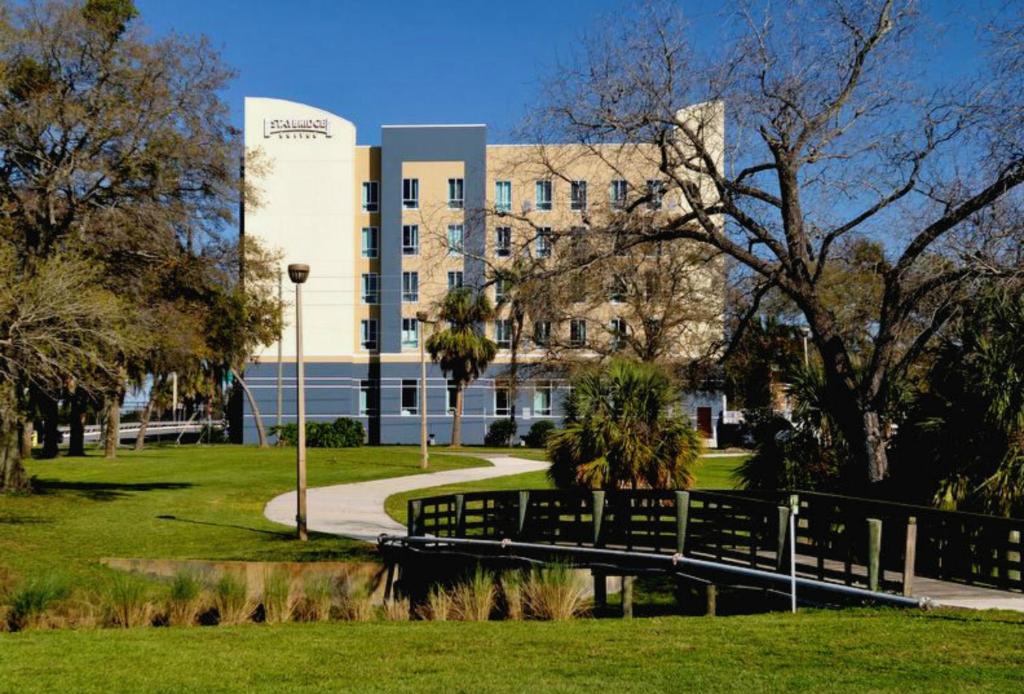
264, 455, 548, 543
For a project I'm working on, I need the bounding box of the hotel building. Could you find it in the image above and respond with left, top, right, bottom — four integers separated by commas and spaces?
241, 97, 726, 446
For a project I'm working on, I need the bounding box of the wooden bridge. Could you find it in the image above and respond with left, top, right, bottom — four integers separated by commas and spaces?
378, 488, 1024, 614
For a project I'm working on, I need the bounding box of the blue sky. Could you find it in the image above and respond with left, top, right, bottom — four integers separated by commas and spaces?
135, 0, 992, 145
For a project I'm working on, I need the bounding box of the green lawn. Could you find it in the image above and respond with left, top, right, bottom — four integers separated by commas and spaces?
0, 445, 487, 587
1, 610, 1022, 692
384, 453, 750, 525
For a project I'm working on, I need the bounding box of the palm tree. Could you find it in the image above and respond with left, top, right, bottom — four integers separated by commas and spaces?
425, 288, 498, 447
547, 359, 702, 490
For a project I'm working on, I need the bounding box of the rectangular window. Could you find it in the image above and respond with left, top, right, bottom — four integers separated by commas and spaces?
610, 179, 628, 208
533, 381, 552, 417
402, 224, 419, 255
448, 178, 464, 209
361, 273, 379, 304
362, 181, 379, 212
447, 380, 458, 415
401, 318, 420, 348
536, 228, 552, 258
494, 382, 511, 417
494, 277, 508, 303
495, 180, 512, 213
570, 180, 588, 211
447, 224, 464, 256
361, 227, 379, 258
533, 320, 550, 347
609, 277, 626, 303
610, 318, 627, 350
447, 271, 464, 290
570, 319, 587, 347
495, 319, 512, 349
535, 180, 552, 211
360, 319, 378, 350
402, 271, 419, 303
495, 227, 511, 257
401, 379, 418, 415
402, 178, 419, 209
359, 379, 377, 416
646, 180, 664, 210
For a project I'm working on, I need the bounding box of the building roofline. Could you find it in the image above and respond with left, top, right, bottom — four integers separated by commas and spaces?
381, 124, 486, 129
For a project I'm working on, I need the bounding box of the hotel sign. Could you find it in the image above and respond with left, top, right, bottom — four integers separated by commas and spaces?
263, 117, 332, 139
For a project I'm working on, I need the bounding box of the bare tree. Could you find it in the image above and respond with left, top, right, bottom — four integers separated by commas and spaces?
528, 1, 1024, 484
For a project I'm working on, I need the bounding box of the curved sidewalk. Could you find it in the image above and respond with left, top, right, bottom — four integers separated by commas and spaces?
264, 455, 548, 542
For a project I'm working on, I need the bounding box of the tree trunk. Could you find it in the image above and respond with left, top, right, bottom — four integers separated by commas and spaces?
41, 393, 60, 459
230, 367, 268, 447
134, 400, 153, 451
862, 410, 889, 484
68, 388, 86, 457
103, 394, 121, 459
0, 420, 26, 492
451, 385, 464, 448
20, 420, 33, 459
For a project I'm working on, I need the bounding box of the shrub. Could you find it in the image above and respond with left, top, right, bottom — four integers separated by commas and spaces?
296, 574, 334, 622
214, 572, 254, 625
525, 419, 556, 448
261, 569, 296, 624
484, 418, 518, 447
524, 563, 590, 620
500, 570, 526, 620
417, 585, 453, 621
6, 574, 71, 631
166, 570, 205, 627
272, 418, 365, 448
104, 572, 154, 628
451, 567, 495, 621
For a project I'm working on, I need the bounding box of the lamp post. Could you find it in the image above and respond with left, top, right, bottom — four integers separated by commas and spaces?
288, 263, 310, 541
416, 310, 430, 470
800, 326, 811, 369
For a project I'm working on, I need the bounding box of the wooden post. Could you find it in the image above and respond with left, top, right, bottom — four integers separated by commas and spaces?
1010, 529, 1022, 585
593, 571, 607, 608
705, 584, 717, 616
867, 518, 883, 591
454, 494, 465, 537
592, 491, 605, 547
408, 499, 423, 537
621, 575, 634, 619
776, 505, 791, 571
675, 491, 690, 555
517, 491, 530, 537
902, 516, 917, 596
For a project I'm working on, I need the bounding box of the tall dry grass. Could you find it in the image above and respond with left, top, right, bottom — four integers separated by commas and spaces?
214, 572, 254, 625
104, 572, 154, 628
166, 570, 206, 627
296, 574, 334, 622
524, 564, 590, 620
451, 567, 496, 621
261, 569, 297, 624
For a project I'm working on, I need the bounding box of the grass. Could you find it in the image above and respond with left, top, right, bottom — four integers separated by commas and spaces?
384, 452, 750, 525
0, 445, 487, 588
0, 610, 1022, 691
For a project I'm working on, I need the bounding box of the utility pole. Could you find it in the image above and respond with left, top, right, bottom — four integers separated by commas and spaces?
288, 264, 310, 541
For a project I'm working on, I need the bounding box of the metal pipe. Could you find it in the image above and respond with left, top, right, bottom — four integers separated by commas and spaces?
380, 535, 927, 609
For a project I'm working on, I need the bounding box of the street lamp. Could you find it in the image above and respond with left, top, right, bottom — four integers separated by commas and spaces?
800, 326, 811, 369
416, 310, 430, 470
288, 263, 310, 541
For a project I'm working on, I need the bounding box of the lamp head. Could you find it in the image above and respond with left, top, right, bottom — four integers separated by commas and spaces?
287, 263, 310, 284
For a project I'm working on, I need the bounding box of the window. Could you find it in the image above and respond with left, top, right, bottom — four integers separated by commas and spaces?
495, 180, 512, 213
570, 180, 588, 211
447, 224, 464, 255
448, 178, 464, 209
361, 273, 379, 304
448, 271, 464, 290
401, 318, 420, 348
360, 319, 378, 350
535, 180, 552, 211
609, 277, 627, 303
361, 227, 379, 258
495, 319, 512, 349
362, 181, 379, 212
646, 180, 664, 210
495, 227, 511, 257
609, 318, 627, 350
533, 320, 550, 347
402, 178, 419, 209
570, 319, 587, 347
402, 225, 419, 255
494, 277, 508, 303
401, 379, 418, 415
536, 228, 552, 258
495, 382, 512, 416
533, 381, 552, 417
569, 226, 588, 259
359, 380, 377, 416
447, 380, 458, 414
402, 271, 419, 303
610, 179, 628, 208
